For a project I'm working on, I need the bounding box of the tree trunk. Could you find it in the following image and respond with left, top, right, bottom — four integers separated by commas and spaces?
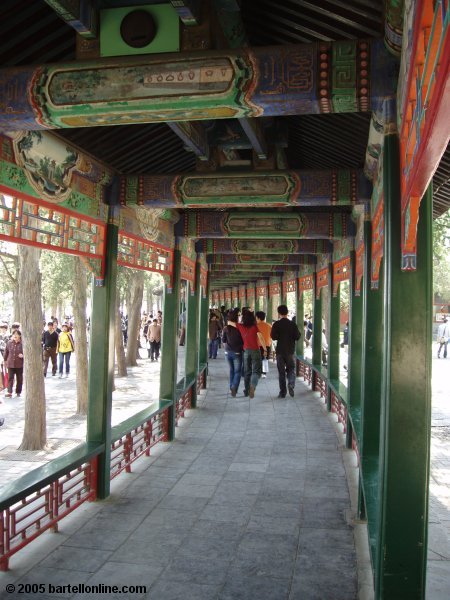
13, 284, 21, 325
126, 270, 144, 367
115, 293, 127, 377
146, 285, 153, 315
73, 258, 88, 415
18, 246, 46, 450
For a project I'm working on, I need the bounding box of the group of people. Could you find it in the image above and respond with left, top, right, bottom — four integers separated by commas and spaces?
0, 316, 78, 404
217, 305, 300, 400
41, 319, 75, 379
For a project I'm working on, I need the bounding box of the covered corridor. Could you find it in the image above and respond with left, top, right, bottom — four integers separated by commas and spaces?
0, 1, 449, 598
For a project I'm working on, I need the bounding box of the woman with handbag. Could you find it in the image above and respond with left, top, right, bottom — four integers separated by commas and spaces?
236, 310, 266, 398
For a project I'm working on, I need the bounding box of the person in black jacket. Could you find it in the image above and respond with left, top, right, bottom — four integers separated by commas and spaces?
222, 308, 244, 397
270, 305, 300, 398
42, 321, 59, 377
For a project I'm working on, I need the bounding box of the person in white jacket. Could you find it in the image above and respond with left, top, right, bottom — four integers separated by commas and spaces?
437, 318, 450, 359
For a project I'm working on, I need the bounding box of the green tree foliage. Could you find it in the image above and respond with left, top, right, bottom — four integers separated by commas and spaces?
433, 210, 450, 301
40, 252, 76, 317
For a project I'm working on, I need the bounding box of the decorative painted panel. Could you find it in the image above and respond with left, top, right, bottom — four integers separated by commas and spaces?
371, 197, 384, 289
199, 238, 332, 254
179, 211, 355, 239
199, 266, 208, 296
399, 0, 450, 269
355, 240, 365, 297
298, 274, 314, 296
283, 278, 297, 295
210, 264, 285, 273
0, 189, 105, 281
333, 257, 351, 297
0, 41, 398, 130
0, 133, 110, 219
232, 287, 238, 304
332, 239, 352, 262
239, 285, 246, 300
316, 268, 328, 298
181, 255, 196, 290
120, 206, 175, 249
224, 288, 231, 302
120, 169, 371, 208
210, 253, 315, 265
117, 232, 173, 281
256, 283, 268, 297
269, 282, 281, 297
353, 205, 367, 297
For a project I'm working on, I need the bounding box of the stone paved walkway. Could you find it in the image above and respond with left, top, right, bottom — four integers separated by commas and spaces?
0, 347, 449, 599
1, 354, 361, 600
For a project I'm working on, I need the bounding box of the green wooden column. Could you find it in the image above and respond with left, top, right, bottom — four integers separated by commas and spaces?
347, 249, 363, 449
328, 265, 340, 382
358, 219, 384, 535
159, 246, 182, 440
280, 277, 287, 306
185, 267, 201, 408
296, 287, 304, 357
87, 189, 119, 500
198, 272, 209, 383
377, 135, 432, 599
267, 289, 273, 324
312, 280, 322, 367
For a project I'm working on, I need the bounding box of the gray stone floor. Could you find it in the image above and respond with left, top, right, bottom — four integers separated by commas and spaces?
0, 355, 360, 600
1, 347, 449, 599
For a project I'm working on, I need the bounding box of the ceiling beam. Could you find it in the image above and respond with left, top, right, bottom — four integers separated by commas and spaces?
208, 254, 316, 265
170, 0, 201, 26
177, 210, 355, 239
0, 39, 398, 130
121, 169, 371, 208
197, 239, 332, 254
166, 121, 210, 161
44, 0, 97, 38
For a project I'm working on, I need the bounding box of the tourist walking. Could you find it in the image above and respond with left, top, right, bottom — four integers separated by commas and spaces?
437, 318, 450, 358
0, 322, 9, 391
57, 323, 75, 377
3, 329, 24, 398
147, 318, 161, 361
208, 312, 222, 359
270, 305, 300, 398
222, 308, 244, 397
42, 321, 58, 377
236, 310, 266, 398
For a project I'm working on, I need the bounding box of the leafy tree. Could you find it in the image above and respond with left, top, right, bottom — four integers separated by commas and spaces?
433, 210, 450, 301
0, 243, 19, 320
40, 252, 74, 318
